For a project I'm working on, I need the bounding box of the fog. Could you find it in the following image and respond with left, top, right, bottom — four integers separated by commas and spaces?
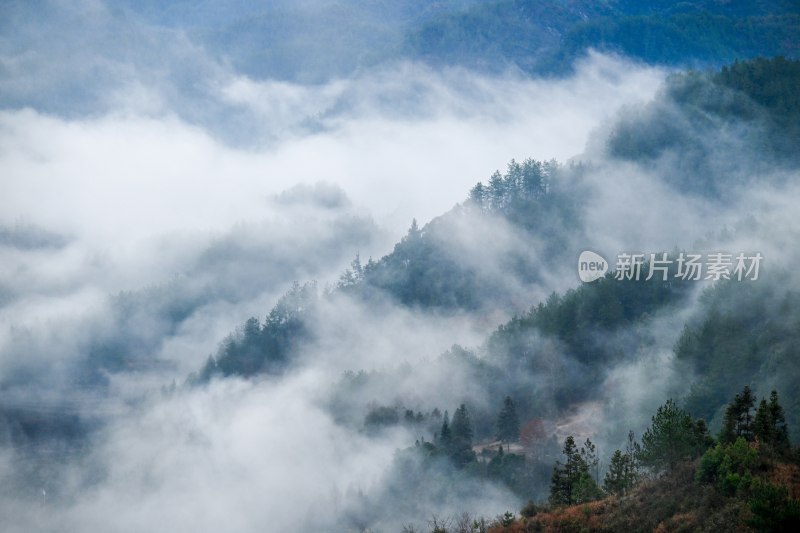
3, 1, 798, 531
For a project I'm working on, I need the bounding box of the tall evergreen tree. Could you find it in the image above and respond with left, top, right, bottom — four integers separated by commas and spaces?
496, 396, 520, 444
488, 170, 506, 211
604, 450, 630, 496
605, 431, 641, 496
449, 404, 476, 467
550, 436, 602, 505
720, 385, 757, 443
468, 182, 487, 209
625, 430, 642, 486
640, 399, 703, 474
438, 410, 452, 450
580, 438, 599, 484
754, 397, 772, 444
755, 390, 791, 453
520, 158, 545, 199
768, 390, 790, 452
550, 436, 583, 505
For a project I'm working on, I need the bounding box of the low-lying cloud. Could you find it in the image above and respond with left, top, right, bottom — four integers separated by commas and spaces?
12, 2, 800, 530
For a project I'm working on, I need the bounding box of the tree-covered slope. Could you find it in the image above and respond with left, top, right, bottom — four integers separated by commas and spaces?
607, 56, 800, 197
191, 57, 800, 398
405, 0, 800, 75
347, 158, 580, 311
677, 278, 800, 441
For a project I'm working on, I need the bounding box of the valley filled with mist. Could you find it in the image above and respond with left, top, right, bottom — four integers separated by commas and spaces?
1, 2, 800, 532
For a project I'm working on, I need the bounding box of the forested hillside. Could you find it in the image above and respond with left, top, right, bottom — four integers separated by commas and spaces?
3, 2, 800, 527
407, 0, 800, 74
170, 57, 800, 530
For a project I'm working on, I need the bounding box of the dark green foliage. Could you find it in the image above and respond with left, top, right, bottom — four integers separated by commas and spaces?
487, 447, 528, 494
552, 460, 745, 532
355, 216, 483, 310
195, 281, 317, 380
535, 396, 798, 531
580, 438, 599, 485
466, 159, 578, 247
550, 436, 581, 506
720, 385, 757, 444
747, 480, 800, 532
604, 450, 631, 497
678, 280, 800, 443
694, 385, 800, 529
354, 158, 568, 311
494, 266, 692, 356
365, 405, 401, 431
696, 437, 759, 495
755, 398, 773, 445
550, 435, 602, 505
520, 500, 539, 518
715, 56, 800, 158
438, 410, 452, 451
605, 430, 642, 496
468, 158, 550, 213
768, 391, 791, 452
640, 399, 708, 474
608, 57, 800, 197
486, 263, 693, 399
496, 396, 520, 444
694, 419, 716, 451
475, 251, 694, 412
403, 407, 545, 498
754, 390, 792, 454
449, 404, 476, 467
435, 407, 479, 468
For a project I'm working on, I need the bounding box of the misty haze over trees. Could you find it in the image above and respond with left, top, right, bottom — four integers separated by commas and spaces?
2, 1, 800, 532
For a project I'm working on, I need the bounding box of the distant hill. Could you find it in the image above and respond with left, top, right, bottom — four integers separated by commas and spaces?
406, 0, 800, 74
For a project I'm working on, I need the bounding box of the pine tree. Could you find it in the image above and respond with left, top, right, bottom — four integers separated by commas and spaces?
720, 386, 757, 443
438, 410, 452, 450
693, 419, 715, 455
198, 354, 218, 381
496, 396, 520, 444
550, 436, 602, 505
754, 398, 772, 444
721, 402, 738, 444
574, 469, 604, 504
604, 450, 629, 496
468, 182, 487, 209
640, 399, 702, 474
740, 386, 756, 441
755, 390, 791, 453
488, 170, 506, 211
605, 431, 641, 496
624, 430, 641, 488
520, 158, 545, 199
449, 404, 476, 467
580, 438, 599, 484
505, 159, 523, 198
550, 436, 583, 505
768, 390, 790, 452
